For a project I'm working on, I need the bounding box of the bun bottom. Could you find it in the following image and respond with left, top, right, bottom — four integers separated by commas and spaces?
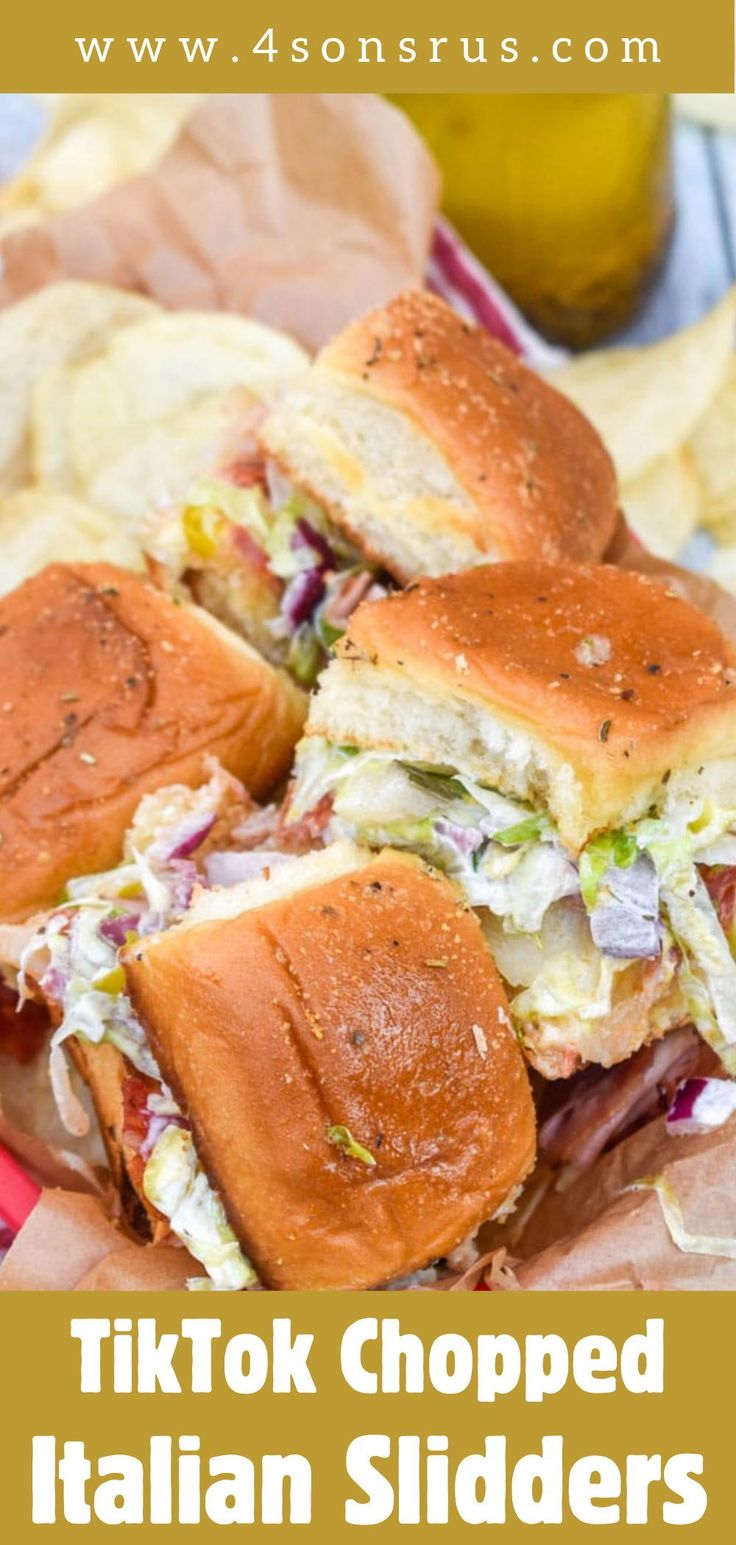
69, 1038, 168, 1243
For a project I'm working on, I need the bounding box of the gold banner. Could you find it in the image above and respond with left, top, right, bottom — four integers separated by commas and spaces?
1, 0, 733, 91
1, 1290, 731, 1539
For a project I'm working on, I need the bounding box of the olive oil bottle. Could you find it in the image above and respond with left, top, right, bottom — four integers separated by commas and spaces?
393, 95, 673, 348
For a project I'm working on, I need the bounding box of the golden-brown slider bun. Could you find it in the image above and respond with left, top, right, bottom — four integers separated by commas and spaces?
307, 561, 736, 851
260, 290, 618, 579
68, 1038, 167, 1241
124, 844, 536, 1290
0, 563, 305, 922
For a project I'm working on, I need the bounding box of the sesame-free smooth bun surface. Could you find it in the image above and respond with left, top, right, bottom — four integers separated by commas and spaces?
0, 563, 305, 922
313, 562, 736, 846
319, 291, 619, 562
124, 849, 536, 1289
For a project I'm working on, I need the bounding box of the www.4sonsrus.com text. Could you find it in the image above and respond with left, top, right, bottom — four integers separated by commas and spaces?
74, 31, 661, 69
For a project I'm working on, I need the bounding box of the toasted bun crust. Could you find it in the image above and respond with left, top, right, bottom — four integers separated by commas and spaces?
124, 849, 535, 1290
0, 563, 305, 922
260, 291, 618, 578
68, 1038, 166, 1241
308, 562, 736, 850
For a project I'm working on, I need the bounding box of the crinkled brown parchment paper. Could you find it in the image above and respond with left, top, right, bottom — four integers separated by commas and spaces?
0, 94, 439, 352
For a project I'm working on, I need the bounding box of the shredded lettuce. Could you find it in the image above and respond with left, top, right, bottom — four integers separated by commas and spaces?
143, 1127, 257, 1290
627, 1174, 736, 1260
495, 813, 552, 848
579, 829, 639, 910
294, 738, 736, 1065
326, 753, 576, 930
660, 866, 736, 1048
27, 765, 241, 1109
184, 478, 270, 547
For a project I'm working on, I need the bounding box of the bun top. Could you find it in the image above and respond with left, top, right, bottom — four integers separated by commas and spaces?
326, 562, 736, 839
319, 290, 619, 562
124, 848, 535, 1290
0, 563, 304, 922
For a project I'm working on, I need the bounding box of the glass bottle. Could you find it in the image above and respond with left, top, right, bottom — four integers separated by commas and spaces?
392, 94, 674, 348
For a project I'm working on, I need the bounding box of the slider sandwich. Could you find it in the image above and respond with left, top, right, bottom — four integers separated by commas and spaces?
15, 832, 535, 1290
144, 292, 617, 686
0, 562, 305, 923
288, 562, 736, 1080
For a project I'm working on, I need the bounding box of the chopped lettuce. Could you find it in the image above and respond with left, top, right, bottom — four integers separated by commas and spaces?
144, 1127, 256, 1290
579, 829, 638, 910
470, 843, 578, 932
511, 947, 628, 1028
660, 866, 736, 1048
326, 754, 576, 929
495, 813, 552, 848
184, 478, 270, 548
627, 1174, 736, 1260
27, 765, 240, 1114
293, 737, 736, 1066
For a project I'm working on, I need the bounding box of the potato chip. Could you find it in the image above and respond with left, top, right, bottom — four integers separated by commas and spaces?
0, 95, 201, 235
0, 281, 159, 494
620, 450, 703, 559
689, 361, 736, 539
0, 488, 142, 596
82, 391, 258, 527
67, 312, 309, 482
548, 290, 736, 483
30, 364, 78, 491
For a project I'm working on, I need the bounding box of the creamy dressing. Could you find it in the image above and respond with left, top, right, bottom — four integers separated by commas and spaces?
22, 766, 256, 1290
291, 739, 736, 1070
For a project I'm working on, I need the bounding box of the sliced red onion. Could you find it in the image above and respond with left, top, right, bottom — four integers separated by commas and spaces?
666, 1076, 736, 1135
168, 862, 198, 914
292, 517, 335, 568
435, 819, 485, 859
589, 853, 662, 959
166, 815, 216, 861
38, 964, 68, 1003
99, 910, 144, 947
204, 850, 292, 887
139, 1111, 189, 1163
281, 567, 325, 631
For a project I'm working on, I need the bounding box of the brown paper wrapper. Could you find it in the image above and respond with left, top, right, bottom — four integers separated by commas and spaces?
0, 94, 439, 352
512, 1113, 736, 1290
0, 1190, 203, 1290
0, 97, 735, 1291
0, 1042, 106, 1194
